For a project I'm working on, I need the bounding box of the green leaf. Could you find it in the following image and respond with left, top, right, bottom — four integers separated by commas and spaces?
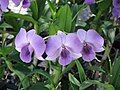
69, 73, 81, 86
1, 46, 14, 56
30, 0, 39, 20
5, 13, 38, 25
110, 56, 120, 89
4, 14, 23, 30
88, 66, 106, 73
36, 0, 46, 17
29, 82, 49, 90
46, 0, 56, 18
0, 22, 13, 28
75, 60, 86, 83
79, 80, 103, 90
104, 84, 115, 90
5, 60, 30, 89
98, 0, 112, 12
0, 65, 4, 78
49, 23, 59, 35
56, 4, 72, 32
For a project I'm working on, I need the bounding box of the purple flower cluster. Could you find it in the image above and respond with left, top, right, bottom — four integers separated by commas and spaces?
15, 28, 104, 66
12, 0, 30, 8
0, 0, 30, 20
112, 0, 120, 24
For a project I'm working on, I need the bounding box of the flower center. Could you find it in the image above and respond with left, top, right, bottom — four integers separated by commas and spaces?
61, 46, 69, 58
83, 42, 91, 54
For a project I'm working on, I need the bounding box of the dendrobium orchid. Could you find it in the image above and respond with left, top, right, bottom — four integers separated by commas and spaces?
77, 29, 104, 61
46, 31, 82, 66
15, 28, 46, 63
12, 0, 30, 8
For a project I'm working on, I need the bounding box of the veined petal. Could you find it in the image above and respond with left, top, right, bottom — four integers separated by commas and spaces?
15, 28, 29, 52
22, 0, 30, 8
65, 33, 82, 53
20, 45, 33, 63
86, 29, 104, 52
27, 29, 46, 60
59, 48, 72, 66
46, 35, 62, 58
12, 0, 21, 6
82, 44, 95, 61
0, 0, 9, 11
77, 29, 87, 43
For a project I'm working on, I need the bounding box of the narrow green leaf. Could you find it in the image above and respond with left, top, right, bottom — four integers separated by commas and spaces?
46, 0, 56, 18
29, 82, 49, 90
75, 60, 86, 83
30, 0, 39, 20
110, 56, 120, 89
69, 73, 81, 86
79, 80, 103, 90
0, 22, 13, 28
5, 60, 30, 89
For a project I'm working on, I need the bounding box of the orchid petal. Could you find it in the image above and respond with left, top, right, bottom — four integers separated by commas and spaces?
77, 29, 87, 43
27, 29, 46, 60
12, 0, 21, 6
65, 33, 82, 53
59, 49, 72, 66
82, 46, 95, 62
0, 0, 9, 11
20, 45, 33, 63
15, 28, 29, 52
46, 35, 62, 59
86, 30, 104, 52
22, 0, 30, 8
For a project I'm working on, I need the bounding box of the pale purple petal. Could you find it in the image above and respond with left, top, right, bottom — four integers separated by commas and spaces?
77, 29, 87, 43
0, 0, 9, 11
20, 45, 33, 63
15, 28, 29, 52
22, 0, 31, 8
27, 29, 46, 60
59, 49, 73, 66
65, 33, 83, 53
86, 30, 104, 52
46, 35, 62, 59
57, 31, 66, 44
82, 45, 95, 61
12, 0, 21, 6
46, 48, 62, 61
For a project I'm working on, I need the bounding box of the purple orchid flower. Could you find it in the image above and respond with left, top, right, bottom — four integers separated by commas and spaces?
0, 0, 9, 20
77, 29, 104, 62
15, 28, 46, 63
84, 0, 95, 4
12, 0, 30, 8
46, 31, 82, 66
